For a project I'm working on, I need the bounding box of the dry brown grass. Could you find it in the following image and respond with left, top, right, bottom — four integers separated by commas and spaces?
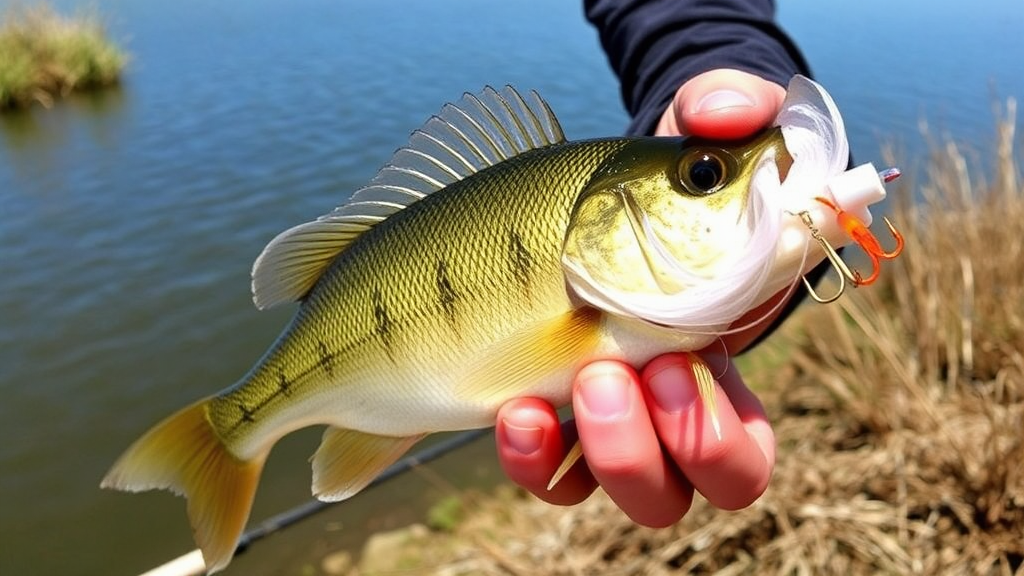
334, 105, 1023, 576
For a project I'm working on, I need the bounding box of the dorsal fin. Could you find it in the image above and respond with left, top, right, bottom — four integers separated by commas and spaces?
250, 86, 565, 309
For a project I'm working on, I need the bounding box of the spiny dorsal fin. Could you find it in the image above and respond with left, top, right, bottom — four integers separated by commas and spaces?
251, 86, 565, 309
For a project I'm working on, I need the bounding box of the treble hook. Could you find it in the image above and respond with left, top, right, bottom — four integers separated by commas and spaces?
815, 196, 904, 286
795, 211, 859, 303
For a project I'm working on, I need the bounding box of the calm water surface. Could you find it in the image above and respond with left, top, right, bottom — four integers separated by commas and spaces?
1, 0, 1020, 574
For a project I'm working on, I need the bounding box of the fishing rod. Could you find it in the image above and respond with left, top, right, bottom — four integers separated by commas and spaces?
139, 428, 493, 576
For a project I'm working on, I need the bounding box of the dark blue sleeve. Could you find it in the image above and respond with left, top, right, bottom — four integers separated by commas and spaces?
585, 0, 811, 136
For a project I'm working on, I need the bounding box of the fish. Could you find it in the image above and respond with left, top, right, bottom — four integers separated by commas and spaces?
102, 75, 893, 573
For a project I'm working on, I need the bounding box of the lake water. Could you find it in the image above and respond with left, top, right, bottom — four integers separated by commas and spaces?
1, 0, 1021, 574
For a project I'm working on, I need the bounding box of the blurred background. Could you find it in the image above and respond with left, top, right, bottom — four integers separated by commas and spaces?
1, 0, 1021, 574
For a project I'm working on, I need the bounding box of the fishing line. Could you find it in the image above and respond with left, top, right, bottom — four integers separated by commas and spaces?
683, 234, 813, 382
702, 337, 733, 381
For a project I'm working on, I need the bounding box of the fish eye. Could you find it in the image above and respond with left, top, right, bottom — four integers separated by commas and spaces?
679, 151, 728, 195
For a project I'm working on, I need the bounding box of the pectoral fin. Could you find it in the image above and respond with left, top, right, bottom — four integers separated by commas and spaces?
457, 306, 604, 405
688, 353, 722, 440
547, 439, 584, 490
311, 427, 425, 501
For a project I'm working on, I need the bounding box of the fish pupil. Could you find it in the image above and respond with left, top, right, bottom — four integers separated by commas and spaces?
689, 154, 725, 193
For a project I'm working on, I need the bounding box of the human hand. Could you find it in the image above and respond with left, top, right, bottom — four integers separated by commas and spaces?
496, 353, 775, 525
495, 69, 789, 526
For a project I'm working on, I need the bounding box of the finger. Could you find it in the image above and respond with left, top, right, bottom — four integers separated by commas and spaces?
641, 354, 774, 511
495, 397, 596, 505
573, 361, 694, 527
716, 358, 776, 471
656, 68, 786, 139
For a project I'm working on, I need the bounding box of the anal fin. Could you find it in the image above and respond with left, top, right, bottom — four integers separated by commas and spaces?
311, 427, 424, 501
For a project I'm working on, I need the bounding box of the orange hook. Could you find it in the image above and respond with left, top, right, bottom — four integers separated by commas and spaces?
815, 197, 904, 286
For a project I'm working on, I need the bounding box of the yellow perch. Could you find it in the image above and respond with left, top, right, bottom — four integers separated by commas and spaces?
103, 76, 887, 572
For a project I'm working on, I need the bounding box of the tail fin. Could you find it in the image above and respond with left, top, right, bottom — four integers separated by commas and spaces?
101, 398, 268, 574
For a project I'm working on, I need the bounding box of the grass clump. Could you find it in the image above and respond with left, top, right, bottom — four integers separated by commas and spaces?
334, 104, 1023, 575
426, 495, 466, 533
0, 2, 126, 110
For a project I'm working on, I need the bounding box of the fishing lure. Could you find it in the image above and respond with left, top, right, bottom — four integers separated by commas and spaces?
794, 163, 905, 304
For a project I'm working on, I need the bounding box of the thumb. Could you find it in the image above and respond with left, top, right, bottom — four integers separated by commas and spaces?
656, 69, 787, 139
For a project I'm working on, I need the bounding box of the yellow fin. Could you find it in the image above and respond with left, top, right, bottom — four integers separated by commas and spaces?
687, 353, 722, 440
458, 306, 604, 405
311, 427, 424, 501
101, 399, 267, 574
547, 439, 584, 491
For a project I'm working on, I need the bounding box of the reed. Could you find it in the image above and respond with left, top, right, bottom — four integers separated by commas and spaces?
329, 105, 1024, 575
0, 3, 126, 110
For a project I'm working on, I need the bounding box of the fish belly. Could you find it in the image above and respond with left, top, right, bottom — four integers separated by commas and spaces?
269, 305, 715, 439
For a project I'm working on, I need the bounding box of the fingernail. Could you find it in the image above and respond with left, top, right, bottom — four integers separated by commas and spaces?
648, 363, 698, 414
692, 89, 755, 114
502, 420, 543, 456
578, 366, 631, 418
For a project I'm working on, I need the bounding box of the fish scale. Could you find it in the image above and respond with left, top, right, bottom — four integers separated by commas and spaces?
207, 138, 631, 449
